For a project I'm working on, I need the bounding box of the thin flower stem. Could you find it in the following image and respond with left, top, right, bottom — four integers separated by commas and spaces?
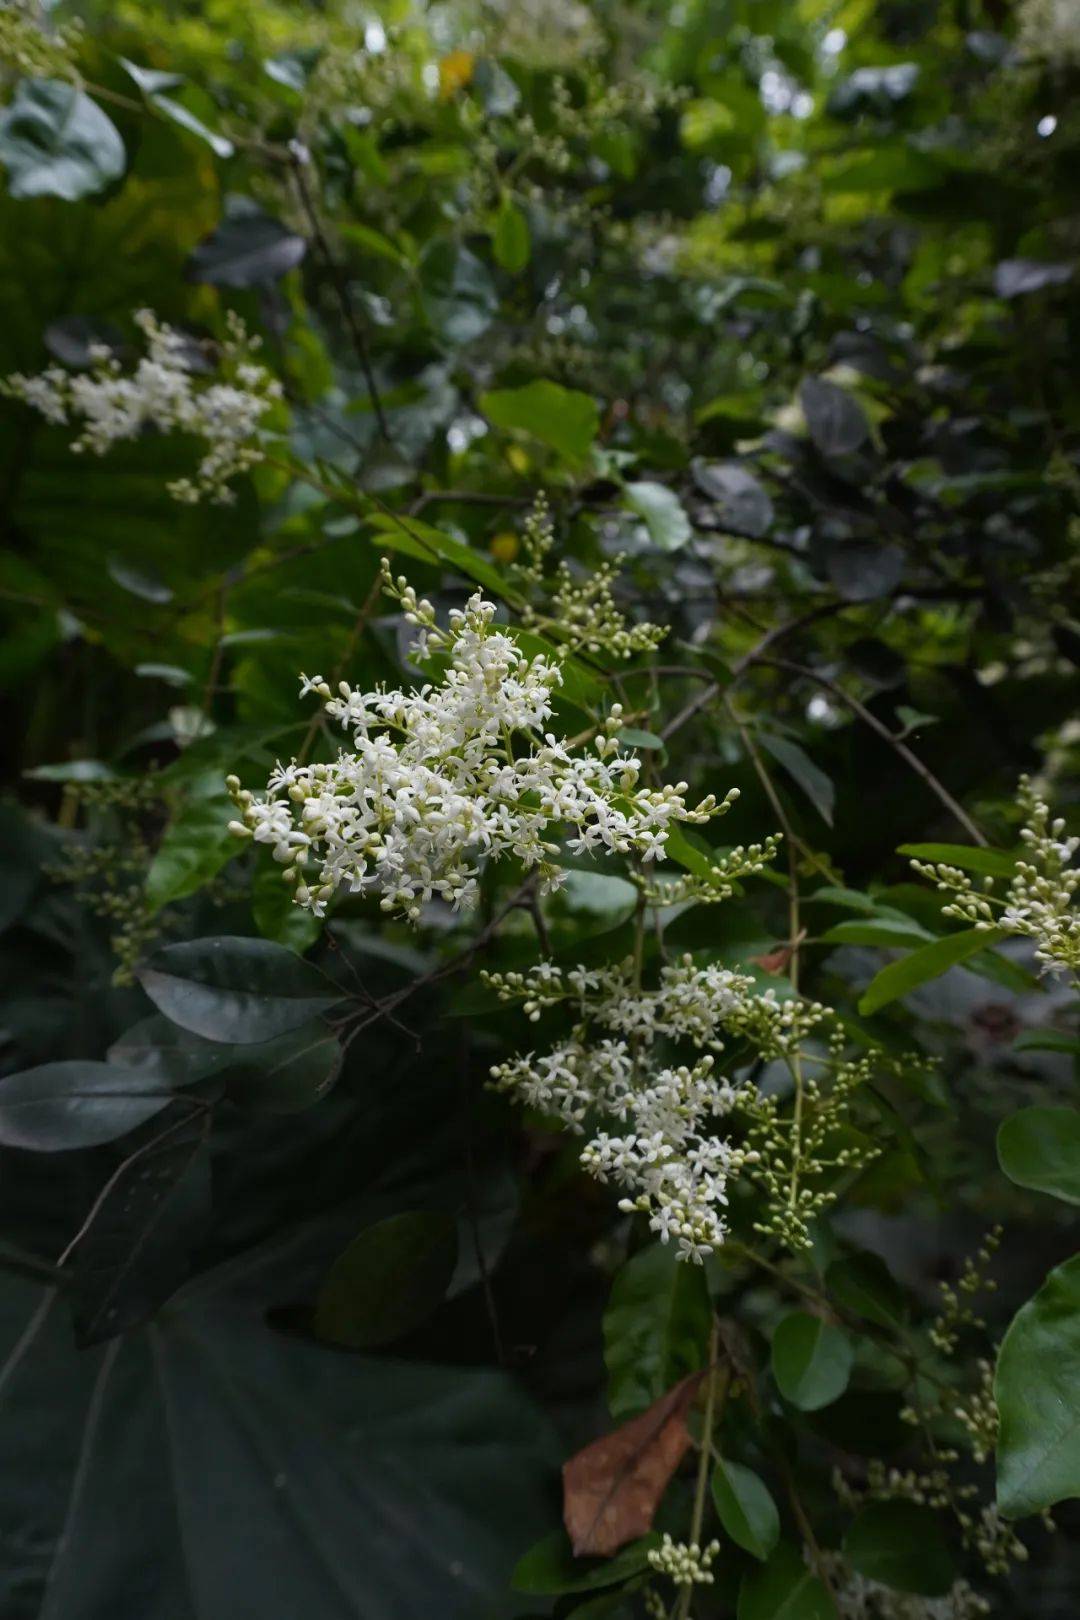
676, 1323, 725, 1620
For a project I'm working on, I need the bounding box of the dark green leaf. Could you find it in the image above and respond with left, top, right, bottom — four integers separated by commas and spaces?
314, 1212, 458, 1349
998, 1107, 1080, 1206
858, 928, 1004, 1015
800, 377, 870, 456
186, 210, 306, 287
757, 734, 835, 826
512, 1529, 659, 1595
738, 1542, 836, 1619
897, 843, 1018, 878
826, 1253, 906, 1330
770, 1313, 853, 1411
843, 1501, 954, 1595
996, 1254, 1080, 1519
0, 1062, 171, 1151
712, 1457, 780, 1561
603, 1242, 711, 1419
137, 936, 343, 1043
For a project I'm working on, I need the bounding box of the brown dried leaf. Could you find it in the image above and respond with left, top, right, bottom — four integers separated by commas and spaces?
562, 1371, 704, 1557
751, 943, 794, 975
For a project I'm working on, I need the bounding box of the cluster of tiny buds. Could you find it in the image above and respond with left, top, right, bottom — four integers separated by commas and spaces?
646, 1533, 720, 1588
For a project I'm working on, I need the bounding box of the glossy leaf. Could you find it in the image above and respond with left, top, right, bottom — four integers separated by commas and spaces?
137, 935, 343, 1043
712, 1457, 780, 1561
996, 1255, 1080, 1519
623, 481, 693, 551
997, 1107, 1080, 1206
0, 1062, 171, 1151
770, 1313, 853, 1411
858, 928, 1005, 1016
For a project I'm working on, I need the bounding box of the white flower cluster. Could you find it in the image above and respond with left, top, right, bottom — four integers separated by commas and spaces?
646, 1533, 720, 1588
486, 955, 768, 1260
228, 572, 730, 921
2, 309, 282, 504
912, 777, 1080, 980
824, 1557, 989, 1620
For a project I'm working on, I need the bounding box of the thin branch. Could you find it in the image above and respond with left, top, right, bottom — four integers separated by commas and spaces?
753, 656, 987, 845
289, 153, 392, 442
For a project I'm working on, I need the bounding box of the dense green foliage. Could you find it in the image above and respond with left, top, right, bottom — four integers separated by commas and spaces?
1, 1, 1079, 1617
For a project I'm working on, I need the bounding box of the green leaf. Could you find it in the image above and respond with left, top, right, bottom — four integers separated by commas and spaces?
0, 80, 125, 201
770, 1313, 853, 1411
996, 1253, 1080, 1519
623, 481, 693, 551
252, 864, 322, 953
0, 1266, 557, 1617
712, 1457, 780, 1561
820, 919, 933, 948
512, 1529, 659, 1595
799, 376, 870, 456
314, 1212, 458, 1349
843, 1501, 954, 1595
187, 210, 306, 286
366, 512, 511, 599
738, 1542, 836, 1619
858, 927, 1004, 1015
603, 1241, 711, 1419
144, 777, 237, 912
757, 734, 835, 826
998, 1107, 1080, 1206
223, 1021, 343, 1114
0, 1062, 171, 1151
826, 1253, 906, 1330
480, 379, 600, 463
1013, 1029, 1080, 1056
897, 842, 1018, 878
492, 194, 531, 273
137, 936, 343, 1043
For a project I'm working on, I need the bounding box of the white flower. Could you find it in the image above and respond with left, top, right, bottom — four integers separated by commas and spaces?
230, 574, 730, 922
2, 309, 282, 504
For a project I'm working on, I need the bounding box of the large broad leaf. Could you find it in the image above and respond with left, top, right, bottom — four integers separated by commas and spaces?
314, 1212, 458, 1349
0, 80, 125, 201
480, 380, 599, 464
842, 1501, 954, 1595
602, 1241, 711, 1418
738, 1542, 836, 1619
997, 1107, 1080, 1206
858, 927, 1004, 1016
825, 1253, 906, 1330
996, 1254, 1080, 1519
0, 1062, 172, 1151
623, 481, 693, 551
137, 936, 344, 1043
712, 1457, 780, 1561
770, 1313, 852, 1411
0, 1265, 558, 1620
